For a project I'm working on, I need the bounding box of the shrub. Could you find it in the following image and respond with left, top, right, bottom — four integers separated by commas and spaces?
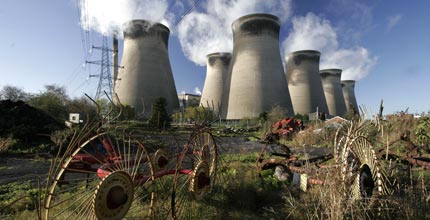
414, 116, 430, 148
148, 97, 171, 129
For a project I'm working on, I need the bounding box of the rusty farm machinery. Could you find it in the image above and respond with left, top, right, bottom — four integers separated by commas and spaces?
256, 115, 430, 201
256, 113, 430, 204
39, 99, 219, 220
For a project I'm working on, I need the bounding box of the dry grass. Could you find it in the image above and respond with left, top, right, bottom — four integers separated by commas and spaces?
290, 122, 337, 148
285, 174, 392, 219
0, 137, 17, 153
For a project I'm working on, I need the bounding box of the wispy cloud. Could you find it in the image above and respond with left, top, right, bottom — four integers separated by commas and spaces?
283, 13, 377, 81
386, 14, 402, 32
324, 0, 374, 44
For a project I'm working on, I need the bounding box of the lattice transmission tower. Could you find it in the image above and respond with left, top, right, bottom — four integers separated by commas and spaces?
86, 36, 114, 100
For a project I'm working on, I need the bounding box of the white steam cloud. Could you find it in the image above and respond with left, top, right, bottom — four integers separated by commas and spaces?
194, 87, 202, 95
177, 0, 292, 66
283, 13, 377, 80
78, 0, 173, 35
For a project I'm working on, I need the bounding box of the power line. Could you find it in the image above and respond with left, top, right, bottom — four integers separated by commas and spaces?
176, 0, 202, 26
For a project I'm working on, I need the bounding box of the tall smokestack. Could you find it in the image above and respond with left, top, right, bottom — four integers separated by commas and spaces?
285, 50, 329, 116
112, 32, 118, 90
320, 69, 347, 116
341, 80, 359, 114
200, 52, 231, 112
223, 13, 294, 119
114, 20, 179, 117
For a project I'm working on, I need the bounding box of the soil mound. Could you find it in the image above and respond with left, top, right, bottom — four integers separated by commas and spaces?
0, 99, 64, 142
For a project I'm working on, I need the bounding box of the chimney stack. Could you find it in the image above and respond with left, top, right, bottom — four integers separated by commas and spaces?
112, 32, 118, 90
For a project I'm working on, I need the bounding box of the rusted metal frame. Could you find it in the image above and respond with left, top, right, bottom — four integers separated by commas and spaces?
378, 150, 430, 168
133, 169, 194, 186
403, 157, 430, 169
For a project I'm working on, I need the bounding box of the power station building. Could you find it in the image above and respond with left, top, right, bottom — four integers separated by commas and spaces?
320, 69, 347, 116
285, 50, 329, 116
200, 52, 231, 112
178, 93, 201, 109
223, 13, 294, 119
114, 20, 179, 117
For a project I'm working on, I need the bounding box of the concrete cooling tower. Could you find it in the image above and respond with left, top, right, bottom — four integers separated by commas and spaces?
285, 50, 329, 116
320, 69, 347, 116
341, 80, 359, 113
223, 13, 294, 119
114, 20, 179, 117
200, 52, 231, 112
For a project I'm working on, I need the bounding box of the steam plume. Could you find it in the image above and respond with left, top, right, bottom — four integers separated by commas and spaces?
78, 0, 173, 35
194, 87, 202, 95
177, 0, 292, 66
283, 13, 377, 80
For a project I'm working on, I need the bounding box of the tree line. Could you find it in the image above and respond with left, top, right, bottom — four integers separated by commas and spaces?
0, 84, 97, 123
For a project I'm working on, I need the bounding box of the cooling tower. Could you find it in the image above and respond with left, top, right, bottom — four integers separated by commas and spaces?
223, 13, 294, 119
285, 50, 329, 116
200, 52, 231, 112
341, 80, 359, 113
114, 20, 179, 117
320, 69, 347, 116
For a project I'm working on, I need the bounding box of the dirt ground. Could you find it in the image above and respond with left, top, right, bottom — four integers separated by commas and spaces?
0, 156, 51, 185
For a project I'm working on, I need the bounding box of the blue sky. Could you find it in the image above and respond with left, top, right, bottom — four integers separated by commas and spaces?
1, 0, 429, 115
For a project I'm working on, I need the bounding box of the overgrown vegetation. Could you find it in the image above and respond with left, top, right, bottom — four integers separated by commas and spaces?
0, 180, 40, 219
1, 84, 430, 219
1, 135, 430, 219
414, 115, 430, 149
173, 106, 217, 124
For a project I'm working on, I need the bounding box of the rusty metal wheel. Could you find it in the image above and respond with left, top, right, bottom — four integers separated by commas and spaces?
341, 136, 384, 200
188, 129, 218, 185
153, 148, 169, 171
189, 160, 211, 199
43, 132, 155, 220
93, 171, 134, 220
146, 129, 219, 219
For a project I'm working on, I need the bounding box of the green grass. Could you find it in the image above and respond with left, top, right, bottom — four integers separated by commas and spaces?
0, 181, 40, 218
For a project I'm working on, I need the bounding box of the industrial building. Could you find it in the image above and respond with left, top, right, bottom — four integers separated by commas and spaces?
114, 20, 179, 117
200, 52, 231, 112
285, 50, 329, 116
223, 13, 294, 119
178, 93, 201, 109
320, 69, 347, 116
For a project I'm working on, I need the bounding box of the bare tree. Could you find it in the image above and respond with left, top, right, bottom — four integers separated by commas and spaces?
0, 85, 29, 101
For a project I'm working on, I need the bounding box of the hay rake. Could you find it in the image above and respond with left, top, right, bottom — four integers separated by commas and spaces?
257, 111, 390, 201
42, 96, 219, 220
